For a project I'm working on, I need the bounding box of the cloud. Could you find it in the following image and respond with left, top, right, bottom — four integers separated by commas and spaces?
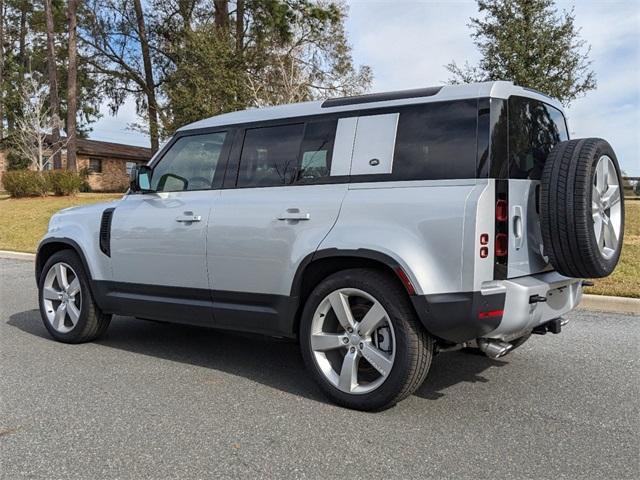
89, 99, 150, 148
346, 0, 640, 175
89, 0, 640, 175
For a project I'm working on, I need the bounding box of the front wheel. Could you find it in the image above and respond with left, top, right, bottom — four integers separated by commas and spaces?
300, 268, 433, 411
38, 250, 111, 343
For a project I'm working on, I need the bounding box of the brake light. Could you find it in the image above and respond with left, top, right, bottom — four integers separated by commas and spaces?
495, 233, 508, 257
494, 185, 509, 279
496, 199, 508, 222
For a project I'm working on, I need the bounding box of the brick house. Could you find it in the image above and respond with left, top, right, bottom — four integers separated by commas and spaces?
0, 138, 152, 192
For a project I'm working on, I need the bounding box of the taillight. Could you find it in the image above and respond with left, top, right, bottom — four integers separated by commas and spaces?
494, 188, 509, 278
495, 233, 508, 257
496, 199, 508, 222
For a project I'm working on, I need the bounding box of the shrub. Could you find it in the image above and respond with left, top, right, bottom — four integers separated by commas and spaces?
1, 170, 49, 197
78, 167, 92, 193
47, 170, 83, 196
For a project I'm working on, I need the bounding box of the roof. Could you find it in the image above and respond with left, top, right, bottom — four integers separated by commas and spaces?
178, 81, 565, 132
37, 135, 152, 162
74, 138, 151, 162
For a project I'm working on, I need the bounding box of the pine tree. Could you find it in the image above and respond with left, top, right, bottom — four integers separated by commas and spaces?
447, 0, 596, 105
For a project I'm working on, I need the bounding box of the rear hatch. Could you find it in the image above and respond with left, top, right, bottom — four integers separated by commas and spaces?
505, 95, 569, 278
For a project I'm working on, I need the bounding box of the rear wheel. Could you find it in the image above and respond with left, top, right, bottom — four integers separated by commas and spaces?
300, 268, 433, 411
38, 250, 111, 343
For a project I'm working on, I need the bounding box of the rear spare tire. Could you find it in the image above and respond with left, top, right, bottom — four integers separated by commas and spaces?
540, 138, 624, 278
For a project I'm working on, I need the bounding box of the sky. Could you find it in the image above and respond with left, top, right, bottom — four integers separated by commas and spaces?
89, 0, 640, 176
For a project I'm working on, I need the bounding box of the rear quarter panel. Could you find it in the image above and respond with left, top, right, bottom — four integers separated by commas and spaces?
320, 179, 487, 295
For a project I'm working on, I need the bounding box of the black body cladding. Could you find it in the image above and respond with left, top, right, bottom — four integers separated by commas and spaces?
99, 208, 115, 257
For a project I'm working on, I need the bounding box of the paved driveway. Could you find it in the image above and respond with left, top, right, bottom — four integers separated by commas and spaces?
1, 258, 638, 479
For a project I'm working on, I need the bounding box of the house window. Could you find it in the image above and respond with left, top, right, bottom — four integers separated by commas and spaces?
88, 157, 102, 173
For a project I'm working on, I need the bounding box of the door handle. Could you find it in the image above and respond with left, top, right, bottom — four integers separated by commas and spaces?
512, 205, 523, 250
277, 208, 310, 221
176, 212, 202, 223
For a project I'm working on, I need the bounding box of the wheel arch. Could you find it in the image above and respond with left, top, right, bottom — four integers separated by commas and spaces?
35, 238, 100, 305
290, 248, 420, 336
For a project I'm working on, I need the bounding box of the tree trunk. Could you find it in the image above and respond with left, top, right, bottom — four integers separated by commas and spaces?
235, 0, 244, 52
66, 0, 78, 171
214, 0, 229, 29
19, 4, 27, 71
132, 0, 159, 153
44, 0, 62, 169
0, 0, 4, 140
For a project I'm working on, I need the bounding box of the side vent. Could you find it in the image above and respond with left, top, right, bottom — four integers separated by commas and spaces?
99, 208, 115, 257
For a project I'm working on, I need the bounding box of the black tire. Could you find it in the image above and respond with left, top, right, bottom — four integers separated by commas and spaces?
299, 268, 434, 411
38, 249, 111, 343
540, 138, 625, 278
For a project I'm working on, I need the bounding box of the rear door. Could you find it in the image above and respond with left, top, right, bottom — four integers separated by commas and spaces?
507, 96, 569, 277
207, 117, 351, 334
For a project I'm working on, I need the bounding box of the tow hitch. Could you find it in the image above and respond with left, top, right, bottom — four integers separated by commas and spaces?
532, 317, 568, 335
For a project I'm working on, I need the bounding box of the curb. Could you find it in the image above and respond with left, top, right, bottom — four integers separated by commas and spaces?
579, 294, 640, 315
0, 250, 35, 261
0, 250, 637, 315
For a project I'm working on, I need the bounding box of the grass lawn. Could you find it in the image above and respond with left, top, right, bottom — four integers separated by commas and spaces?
585, 200, 639, 298
0, 193, 637, 298
0, 193, 122, 253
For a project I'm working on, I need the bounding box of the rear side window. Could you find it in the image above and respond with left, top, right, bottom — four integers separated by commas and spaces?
509, 96, 569, 180
237, 124, 304, 187
392, 100, 478, 180
297, 119, 337, 183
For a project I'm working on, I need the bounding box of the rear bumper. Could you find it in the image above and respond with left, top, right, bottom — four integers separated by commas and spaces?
411, 272, 582, 343
482, 271, 583, 341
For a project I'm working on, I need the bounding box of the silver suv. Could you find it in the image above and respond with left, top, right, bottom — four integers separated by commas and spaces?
36, 81, 625, 411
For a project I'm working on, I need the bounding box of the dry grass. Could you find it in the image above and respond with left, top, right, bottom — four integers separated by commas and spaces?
0, 193, 122, 253
585, 200, 639, 298
0, 193, 637, 298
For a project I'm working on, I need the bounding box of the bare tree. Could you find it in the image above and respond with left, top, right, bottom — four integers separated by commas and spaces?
66, 0, 79, 171
44, 0, 62, 169
13, 75, 67, 171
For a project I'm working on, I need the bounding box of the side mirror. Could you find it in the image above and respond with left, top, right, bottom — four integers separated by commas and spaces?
130, 165, 152, 193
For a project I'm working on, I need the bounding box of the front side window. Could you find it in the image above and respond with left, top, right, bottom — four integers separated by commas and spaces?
509, 96, 569, 179
150, 132, 227, 192
237, 124, 304, 187
392, 100, 478, 180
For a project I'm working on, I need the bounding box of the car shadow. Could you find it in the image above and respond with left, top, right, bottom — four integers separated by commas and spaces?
8, 310, 506, 406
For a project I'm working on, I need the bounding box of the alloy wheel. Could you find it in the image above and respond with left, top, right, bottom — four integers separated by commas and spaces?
592, 155, 622, 259
42, 262, 82, 334
310, 288, 396, 394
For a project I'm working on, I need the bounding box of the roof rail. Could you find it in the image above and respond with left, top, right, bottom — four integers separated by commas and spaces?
321, 86, 443, 108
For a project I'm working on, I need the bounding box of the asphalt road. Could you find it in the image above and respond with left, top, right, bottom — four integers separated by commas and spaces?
1, 257, 638, 479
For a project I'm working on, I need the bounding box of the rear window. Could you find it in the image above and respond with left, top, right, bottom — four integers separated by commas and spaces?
391, 100, 478, 180
509, 96, 569, 180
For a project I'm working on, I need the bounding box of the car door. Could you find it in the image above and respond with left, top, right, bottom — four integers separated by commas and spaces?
207, 118, 352, 335
109, 131, 231, 323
